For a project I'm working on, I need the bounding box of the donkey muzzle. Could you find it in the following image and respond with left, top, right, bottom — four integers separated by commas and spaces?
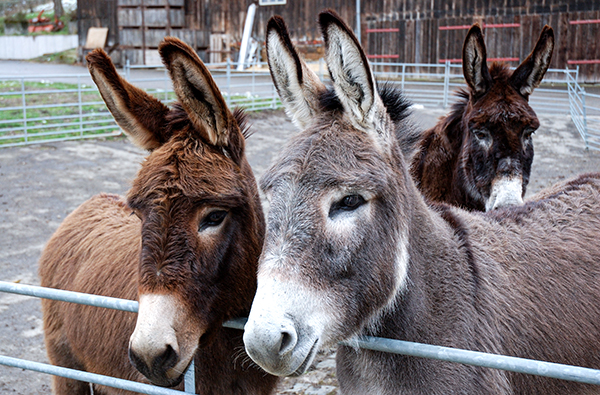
129, 293, 198, 387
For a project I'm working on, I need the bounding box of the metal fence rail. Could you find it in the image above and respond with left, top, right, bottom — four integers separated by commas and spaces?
1, 280, 600, 393
0, 61, 597, 150
0, 281, 195, 394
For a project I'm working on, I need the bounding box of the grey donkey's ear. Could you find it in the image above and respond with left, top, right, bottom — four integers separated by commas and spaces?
319, 10, 387, 133
462, 24, 493, 99
87, 49, 171, 151
266, 15, 326, 130
510, 25, 554, 98
159, 37, 235, 147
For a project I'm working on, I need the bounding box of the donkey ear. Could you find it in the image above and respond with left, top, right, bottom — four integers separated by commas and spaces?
87, 49, 170, 151
510, 25, 554, 98
159, 37, 233, 147
462, 24, 493, 99
266, 16, 326, 129
320, 10, 380, 127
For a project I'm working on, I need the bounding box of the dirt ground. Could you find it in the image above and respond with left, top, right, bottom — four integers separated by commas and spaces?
1, 107, 600, 394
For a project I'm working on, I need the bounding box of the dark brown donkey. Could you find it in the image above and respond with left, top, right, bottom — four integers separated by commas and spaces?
243, 11, 600, 395
39, 38, 278, 394
412, 24, 554, 211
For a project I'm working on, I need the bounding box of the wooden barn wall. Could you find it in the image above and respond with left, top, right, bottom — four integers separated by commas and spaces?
76, 0, 600, 80
77, 0, 118, 48
193, 0, 357, 43
360, 2, 600, 82
237, 0, 598, 82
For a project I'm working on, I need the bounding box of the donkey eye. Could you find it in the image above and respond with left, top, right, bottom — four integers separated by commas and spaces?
341, 195, 365, 209
199, 210, 228, 232
523, 127, 536, 139
472, 129, 491, 140
329, 194, 366, 217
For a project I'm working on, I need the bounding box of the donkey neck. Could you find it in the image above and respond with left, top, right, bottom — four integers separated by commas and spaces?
366, 185, 482, 347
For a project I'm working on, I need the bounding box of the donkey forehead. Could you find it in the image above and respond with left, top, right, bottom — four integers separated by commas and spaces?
470, 86, 539, 130
129, 138, 245, 208
261, 121, 392, 195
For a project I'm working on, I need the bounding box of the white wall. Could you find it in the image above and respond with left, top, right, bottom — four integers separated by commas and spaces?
0, 35, 78, 60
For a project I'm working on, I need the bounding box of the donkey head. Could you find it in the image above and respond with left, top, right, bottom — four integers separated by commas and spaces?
460, 24, 554, 211
243, 11, 413, 377
87, 39, 264, 387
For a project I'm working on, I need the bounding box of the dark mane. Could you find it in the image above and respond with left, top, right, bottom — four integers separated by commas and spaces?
317, 81, 411, 121
488, 62, 513, 83
166, 103, 252, 140
316, 81, 419, 161
318, 86, 343, 113
233, 107, 252, 140
378, 82, 411, 123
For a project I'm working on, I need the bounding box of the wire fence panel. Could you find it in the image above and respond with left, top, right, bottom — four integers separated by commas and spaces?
583, 92, 600, 151
1, 280, 600, 392
0, 62, 596, 150
0, 75, 121, 148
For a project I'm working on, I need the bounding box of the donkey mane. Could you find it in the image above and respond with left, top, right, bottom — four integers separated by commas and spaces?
165, 103, 252, 150
318, 82, 420, 161
434, 203, 480, 293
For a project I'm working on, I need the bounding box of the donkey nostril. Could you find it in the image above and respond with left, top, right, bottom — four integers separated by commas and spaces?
153, 344, 179, 372
278, 328, 297, 355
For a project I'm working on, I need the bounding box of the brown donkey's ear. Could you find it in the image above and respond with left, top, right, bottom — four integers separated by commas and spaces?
266, 15, 326, 130
87, 49, 170, 150
159, 37, 233, 147
462, 24, 493, 99
510, 25, 554, 98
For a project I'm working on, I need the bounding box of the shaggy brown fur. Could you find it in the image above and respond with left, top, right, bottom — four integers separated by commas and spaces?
39, 38, 277, 395
411, 24, 554, 211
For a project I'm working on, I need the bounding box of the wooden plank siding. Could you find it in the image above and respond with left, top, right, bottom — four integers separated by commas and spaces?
77, 0, 600, 80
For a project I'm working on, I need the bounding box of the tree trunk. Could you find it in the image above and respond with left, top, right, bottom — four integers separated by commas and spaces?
53, 0, 64, 20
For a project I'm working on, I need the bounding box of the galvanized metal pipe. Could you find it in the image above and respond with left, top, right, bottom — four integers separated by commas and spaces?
0, 281, 138, 312
340, 337, 600, 385
0, 355, 186, 395
2, 281, 600, 386
0, 281, 195, 392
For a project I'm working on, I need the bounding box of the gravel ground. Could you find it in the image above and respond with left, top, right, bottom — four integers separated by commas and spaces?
1, 107, 600, 394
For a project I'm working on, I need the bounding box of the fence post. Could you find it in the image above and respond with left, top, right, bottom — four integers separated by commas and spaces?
582, 89, 588, 150
271, 81, 277, 109
226, 57, 231, 107
164, 69, 169, 102
184, 359, 195, 393
318, 57, 324, 81
401, 63, 406, 91
21, 78, 27, 143
125, 59, 130, 80
443, 61, 450, 108
78, 75, 84, 137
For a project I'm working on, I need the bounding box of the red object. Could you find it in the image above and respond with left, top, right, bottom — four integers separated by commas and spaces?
28, 24, 54, 33
366, 54, 400, 59
365, 28, 400, 33
567, 59, 600, 64
569, 19, 600, 25
27, 10, 64, 32
439, 57, 520, 63
439, 23, 520, 30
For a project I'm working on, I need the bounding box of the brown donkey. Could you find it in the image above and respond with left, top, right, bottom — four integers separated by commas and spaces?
412, 24, 554, 211
243, 11, 600, 395
39, 38, 278, 394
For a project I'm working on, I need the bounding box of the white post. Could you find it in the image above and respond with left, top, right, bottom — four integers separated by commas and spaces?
356, 0, 361, 43
237, 3, 257, 71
